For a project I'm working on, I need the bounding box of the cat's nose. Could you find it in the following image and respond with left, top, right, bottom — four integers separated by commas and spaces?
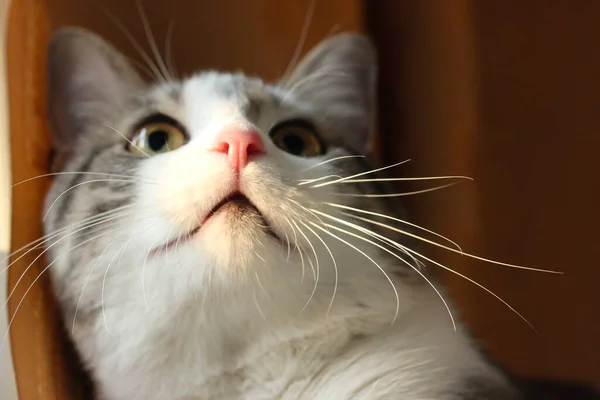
211, 127, 265, 170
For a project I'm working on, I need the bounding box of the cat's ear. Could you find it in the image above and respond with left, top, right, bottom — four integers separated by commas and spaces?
281, 33, 377, 153
47, 28, 145, 162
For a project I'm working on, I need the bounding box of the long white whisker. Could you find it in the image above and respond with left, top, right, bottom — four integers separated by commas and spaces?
1, 206, 132, 271
300, 221, 338, 315
13, 172, 155, 187
135, 0, 172, 81
325, 202, 463, 252
292, 220, 320, 313
104, 124, 151, 158
308, 213, 455, 326
312, 160, 411, 188
4, 216, 124, 304
284, 217, 307, 283
165, 17, 178, 79
335, 182, 459, 198
44, 179, 140, 220
311, 212, 534, 330
1, 229, 115, 353
339, 175, 473, 183
342, 212, 561, 274
281, 0, 316, 82
97, 4, 165, 83
300, 155, 365, 173
297, 175, 343, 186
308, 222, 401, 325
73, 233, 123, 333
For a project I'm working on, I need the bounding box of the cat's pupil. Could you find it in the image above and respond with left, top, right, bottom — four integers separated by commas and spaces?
148, 130, 169, 151
283, 133, 305, 155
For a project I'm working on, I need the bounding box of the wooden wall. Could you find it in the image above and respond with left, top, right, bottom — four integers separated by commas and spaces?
367, 0, 600, 386
6, 0, 599, 398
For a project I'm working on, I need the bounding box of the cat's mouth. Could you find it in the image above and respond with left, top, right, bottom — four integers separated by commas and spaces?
151, 192, 281, 256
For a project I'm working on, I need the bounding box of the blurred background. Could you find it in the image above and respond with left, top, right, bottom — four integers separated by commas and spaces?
4, 1, 600, 398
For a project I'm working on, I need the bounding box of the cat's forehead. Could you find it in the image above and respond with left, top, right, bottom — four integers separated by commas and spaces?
131, 72, 286, 133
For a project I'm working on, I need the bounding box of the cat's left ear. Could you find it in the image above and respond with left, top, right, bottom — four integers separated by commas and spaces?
47, 28, 146, 168
280, 33, 377, 153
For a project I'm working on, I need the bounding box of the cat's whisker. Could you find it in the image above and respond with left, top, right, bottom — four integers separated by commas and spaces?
299, 221, 338, 315
12, 172, 156, 187
300, 155, 365, 173
333, 182, 460, 198
44, 179, 142, 220
1, 206, 133, 271
338, 175, 473, 184
104, 124, 152, 158
308, 222, 401, 326
292, 220, 320, 313
284, 217, 306, 283
253, 291, 267, 321
97, 4, 166, 83
297, 175, 343, 186
281, 0, 316, 83
141, 236, 160, 312
134, 0, 173, 82
3, 215, 126, 302
2, 228, 116, 353
311, 160, 411, 188
314, 218, 456, 330
340, 211, 561, 274
165, 17, 178, 80
325, 202, 463, 252
284, 70, 354, 102
312, 211, 534, 330
72, 232, 124, 334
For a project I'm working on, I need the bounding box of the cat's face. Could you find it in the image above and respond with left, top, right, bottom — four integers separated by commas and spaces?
45, 28, 410, 323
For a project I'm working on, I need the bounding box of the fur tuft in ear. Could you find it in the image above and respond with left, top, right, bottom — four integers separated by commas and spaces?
47, 27, 145, 165
280, 33, 377, 153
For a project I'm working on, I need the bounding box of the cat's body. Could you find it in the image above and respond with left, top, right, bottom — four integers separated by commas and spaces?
42, 28, 596, 400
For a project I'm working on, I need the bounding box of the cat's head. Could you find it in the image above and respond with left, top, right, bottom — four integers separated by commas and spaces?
45, 28, 414, 324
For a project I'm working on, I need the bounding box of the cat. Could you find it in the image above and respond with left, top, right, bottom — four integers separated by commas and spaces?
42, 27, 598, 400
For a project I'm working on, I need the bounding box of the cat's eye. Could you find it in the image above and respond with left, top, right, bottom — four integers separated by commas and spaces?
128, 119, 187, 156
269, 119, 325, 157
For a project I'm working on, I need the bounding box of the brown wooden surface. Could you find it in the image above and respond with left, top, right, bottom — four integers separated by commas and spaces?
7, 0, 364, 398
367, 1, 600, 386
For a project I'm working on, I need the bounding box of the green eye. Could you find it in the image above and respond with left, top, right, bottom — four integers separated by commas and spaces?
128, 122, 186, 155
269, 120, 325, 157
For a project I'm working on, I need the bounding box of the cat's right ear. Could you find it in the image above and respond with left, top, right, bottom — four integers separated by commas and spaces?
47, 28, 145, 168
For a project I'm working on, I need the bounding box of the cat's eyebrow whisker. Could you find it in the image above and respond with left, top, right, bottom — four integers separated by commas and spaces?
165, 17, 178, 80
97, 4, 166, 84
13, 172, 157, 187
291, 220, 320, 313
308, 222, 401, 326
311, 160, 411, 188
333, 182, 460, 198
325, 202, 463, 252
1, 228, 117, 353
299, 221, 339, 315
317, 219, 456, 331
134, 0, 173, 82
104, 124, 151, 158
337, 175, 473, 184
281, 0, 316, 83
310, 211, 536, 330
44, 179, 142, 220
337, 211, 561, 274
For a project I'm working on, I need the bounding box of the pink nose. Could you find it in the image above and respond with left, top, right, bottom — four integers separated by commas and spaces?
211, 127, 265, 170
